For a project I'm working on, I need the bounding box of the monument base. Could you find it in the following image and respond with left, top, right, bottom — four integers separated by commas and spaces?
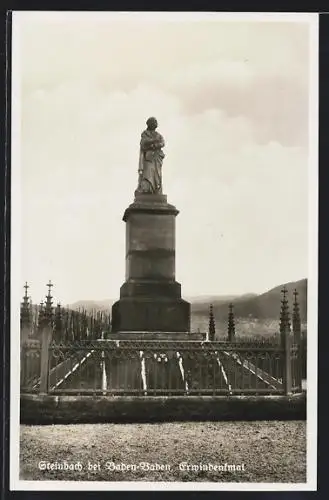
111, 297, 190, 333
111, 191, 191, 334
107, 331, 206, 341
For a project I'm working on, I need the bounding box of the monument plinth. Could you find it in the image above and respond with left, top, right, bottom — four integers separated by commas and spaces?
111, 192, 191, 333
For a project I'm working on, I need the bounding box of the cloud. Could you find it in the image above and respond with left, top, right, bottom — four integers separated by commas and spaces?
20, 18, 309, 149
163, 57, 308, 146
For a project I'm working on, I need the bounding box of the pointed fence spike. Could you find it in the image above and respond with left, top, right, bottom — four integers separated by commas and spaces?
208, 304, 216, 342
228, 302, 236, 342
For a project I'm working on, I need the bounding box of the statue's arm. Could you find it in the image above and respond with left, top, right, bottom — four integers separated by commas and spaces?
140, 132, 165, 151
157, 135, 165, 148
153, 134, 165, 150
140, 135, 154, 151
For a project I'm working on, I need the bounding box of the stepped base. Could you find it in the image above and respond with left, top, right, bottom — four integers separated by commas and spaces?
107, 332, 206, 341
112, 191, 191, 335
111, 297, 190, 333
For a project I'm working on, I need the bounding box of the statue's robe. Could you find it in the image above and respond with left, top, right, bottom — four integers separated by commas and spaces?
137, 129, 165, 194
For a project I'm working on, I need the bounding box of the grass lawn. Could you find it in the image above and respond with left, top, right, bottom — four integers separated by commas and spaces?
20, 421, 306, 483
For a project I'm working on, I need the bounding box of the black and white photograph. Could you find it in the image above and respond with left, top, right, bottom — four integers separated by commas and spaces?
10, 11, 318, 490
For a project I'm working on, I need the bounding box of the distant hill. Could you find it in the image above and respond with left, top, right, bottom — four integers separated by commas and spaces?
68, 294, 255, 313
185, 294, 240, 304
191, 293, 257, 313
192, 279, 307, 322
67, 278, 307, 322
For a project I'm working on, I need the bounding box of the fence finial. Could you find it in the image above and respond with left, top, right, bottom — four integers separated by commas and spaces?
44, 281, 54, 326
37, 301, 45, 334
208, 304, 216, 341
292, 288, 301, 342
46, 280, 53, 296
228, 302, 236, 341
21, 282, 32, 329
280, 285, 291, 343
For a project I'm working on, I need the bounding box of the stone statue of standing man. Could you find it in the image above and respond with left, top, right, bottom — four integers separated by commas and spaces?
136, 117, 165, 194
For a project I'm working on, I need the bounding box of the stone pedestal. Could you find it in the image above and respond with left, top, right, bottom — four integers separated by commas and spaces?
111, 193, 191, 333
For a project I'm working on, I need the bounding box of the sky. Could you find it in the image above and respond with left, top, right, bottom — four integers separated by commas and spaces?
14, 12, 316, 305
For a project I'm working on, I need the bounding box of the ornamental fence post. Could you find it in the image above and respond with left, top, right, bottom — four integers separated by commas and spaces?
284, 330, 292, 395
295, 335, 303, 392
20, 344, 27, 389
39, 325, 52, 394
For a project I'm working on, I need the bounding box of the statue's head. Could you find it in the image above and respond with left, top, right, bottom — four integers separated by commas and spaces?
146, 117, 158, 130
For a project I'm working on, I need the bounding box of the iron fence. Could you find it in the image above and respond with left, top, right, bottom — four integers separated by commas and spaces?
20, 333, 303, 396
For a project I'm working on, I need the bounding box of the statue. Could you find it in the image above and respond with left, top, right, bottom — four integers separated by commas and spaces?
136, 117, 165, 194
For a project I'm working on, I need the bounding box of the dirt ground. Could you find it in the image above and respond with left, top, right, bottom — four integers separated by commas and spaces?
20, 421, 306, 483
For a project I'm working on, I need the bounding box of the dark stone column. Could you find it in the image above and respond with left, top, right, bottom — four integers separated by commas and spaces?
111, 193, 190, 333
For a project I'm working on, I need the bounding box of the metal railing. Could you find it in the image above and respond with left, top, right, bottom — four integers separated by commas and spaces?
20, 329, 304, 396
